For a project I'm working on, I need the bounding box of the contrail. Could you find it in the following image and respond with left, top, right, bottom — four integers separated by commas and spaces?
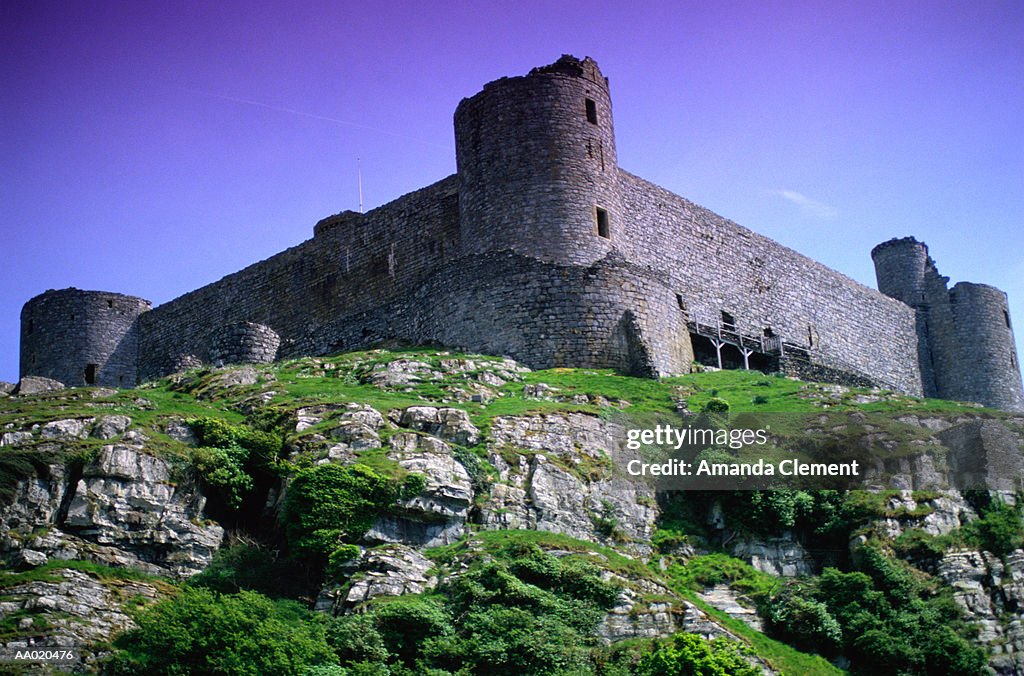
178, 86, 452, 151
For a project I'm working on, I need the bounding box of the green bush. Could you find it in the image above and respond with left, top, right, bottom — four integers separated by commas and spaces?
281, 464, 399, 560
636, 633, 759, 676
190, 445, 253, 508
372, 596, 451, 666
968, 500, 1024, 555
806, 559, 987, 674
765, 584, 841, 655
186, 417, 285, 510
325, 613, 389, 665
108, 587, 335, 674
189, 543, 294, 596
701, 397, 730, 414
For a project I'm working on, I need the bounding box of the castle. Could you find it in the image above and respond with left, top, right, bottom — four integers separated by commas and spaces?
19, 56, 1024, 412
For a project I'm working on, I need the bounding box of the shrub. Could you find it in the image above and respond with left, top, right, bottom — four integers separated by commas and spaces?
190, 445, 253, 508
371, 596, 451, 666
701, 398, 730, 414
636, 633, 759, 676
765, 585, 842, 655
281, 464, 399, 559
325, 613, 389, 665
969, 500, 1024, 555
189, 543, 294, 596
108, 587, 335, 674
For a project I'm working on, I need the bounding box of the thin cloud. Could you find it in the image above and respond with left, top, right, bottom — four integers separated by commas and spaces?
178, 86, 452, 152
769, 189, 838, 219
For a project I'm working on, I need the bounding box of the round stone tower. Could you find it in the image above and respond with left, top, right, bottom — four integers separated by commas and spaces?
870, 237, 930, 307
454, 55, 621, 265
946, 283, 1024, 412
209, 322, 281, 366
20, 289, 151, 388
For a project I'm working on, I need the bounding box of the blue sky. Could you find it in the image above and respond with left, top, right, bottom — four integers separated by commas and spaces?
2, 0, 1022, 385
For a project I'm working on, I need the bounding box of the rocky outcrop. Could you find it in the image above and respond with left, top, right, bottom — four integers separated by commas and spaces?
697, 584, 765, 632
729, 534, 816, 577
316, 544, 438, 614
62, 445, 223, 578
12, 376, 65, 395
1, 434, 222, 579
937, 548, 1024, 675
390, 406, 481, 446
678, 600, 776, 674
0, 567, 166, 671
480, 413, 656, 555
597, 576, 677, 642
364, 432, 473, 547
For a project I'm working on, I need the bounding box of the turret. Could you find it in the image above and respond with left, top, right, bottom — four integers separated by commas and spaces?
455, 55, 621, 265
945, 283, 1024, 411
20, 289, 151, 387
872, 238, 1024, 412
870, 237, 931, 308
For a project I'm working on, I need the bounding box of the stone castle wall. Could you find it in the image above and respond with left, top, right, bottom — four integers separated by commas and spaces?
136, 176, 460, 381
616, 172, 924, 395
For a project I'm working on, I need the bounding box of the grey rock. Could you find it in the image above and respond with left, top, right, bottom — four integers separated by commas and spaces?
0, 381, 14, 396
0, 430, 34, 447
329, 404, 386, 451
13, 548, 48, 568
730, 534, 815, 577
341, 544, 437, 607
164, 418, 197, 444
62, 444, 223, 578
388, 433, 472, 508
0, 567, 164, 670
14, 376, 65, 395
368, 359, 439, 388
937, 548, 1024, 674
209, 365, 260, 389
40, 418, 94, 440
393, 406, 481, 446
361, 432, 473, 547
479, 412, 657, 554
92, 415, 132, 440
697, 584, 764, 632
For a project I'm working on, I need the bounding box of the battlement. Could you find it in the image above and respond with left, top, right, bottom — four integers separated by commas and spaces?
17, 55, 1024, 411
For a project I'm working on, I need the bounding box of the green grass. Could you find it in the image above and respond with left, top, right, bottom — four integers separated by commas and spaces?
426, 529, 655, 583
679, 589, 846, 676
662, 554, 781, 605
0, 559, 172, 591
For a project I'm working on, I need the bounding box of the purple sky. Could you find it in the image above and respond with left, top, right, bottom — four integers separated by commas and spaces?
3, 1, 1022, 385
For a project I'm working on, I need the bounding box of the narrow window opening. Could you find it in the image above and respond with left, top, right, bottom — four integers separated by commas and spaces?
28, 320, 33, 334
721, 311, 735, 330
70, 313, 75, 320
107, 300, 113, 309
675, 294, 686, 312
1011, 354, 1016, 369
84, 364, 97, 385
118, 375, 124, 385
763, 327, 775, 338
1004, 309, 1011, 328
585, 98, 598, 124
595, 207, 610, 239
